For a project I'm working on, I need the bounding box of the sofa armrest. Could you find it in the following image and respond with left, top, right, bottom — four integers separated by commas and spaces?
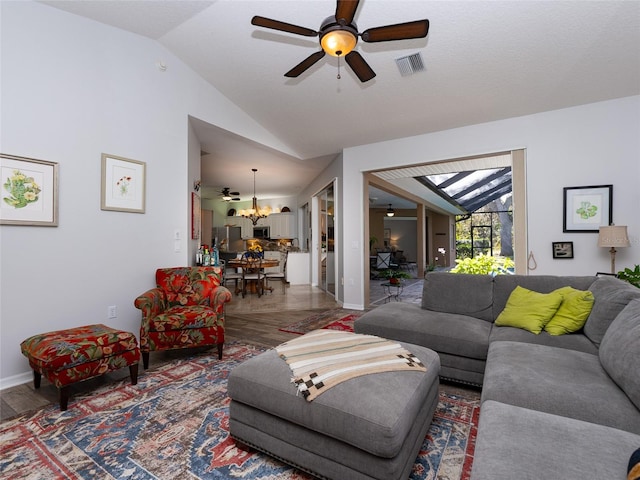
209, 285, 232, 312
134, 288, 167, 342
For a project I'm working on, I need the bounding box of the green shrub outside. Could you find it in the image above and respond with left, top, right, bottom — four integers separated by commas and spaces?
450, 254, 514, 275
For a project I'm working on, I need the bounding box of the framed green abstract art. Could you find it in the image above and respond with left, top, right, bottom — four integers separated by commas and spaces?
563, 184, 612, 233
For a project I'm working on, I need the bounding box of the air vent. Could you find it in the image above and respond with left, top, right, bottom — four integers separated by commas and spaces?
395, 53, 425, 76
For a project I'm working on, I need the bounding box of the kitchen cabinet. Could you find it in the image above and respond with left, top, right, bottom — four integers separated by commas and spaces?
269, 212, 296, 239
238, 217, 253, 239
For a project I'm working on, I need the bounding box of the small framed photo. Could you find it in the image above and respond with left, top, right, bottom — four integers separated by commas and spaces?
563, 185, 612, 233
552, 241, 574, 259
1, 153, 59, 226
101, 154, 146, 213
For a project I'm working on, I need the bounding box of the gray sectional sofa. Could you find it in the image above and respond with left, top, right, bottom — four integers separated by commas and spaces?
355, 272, 640, 480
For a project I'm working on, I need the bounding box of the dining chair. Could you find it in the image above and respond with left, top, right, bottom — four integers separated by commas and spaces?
241, 256, 266, 297
265, 251, 288, 293
221, 259, 242, 295
376, 252, 393, 269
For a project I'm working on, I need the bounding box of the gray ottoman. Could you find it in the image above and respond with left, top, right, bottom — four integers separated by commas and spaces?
228, 339, 440, 480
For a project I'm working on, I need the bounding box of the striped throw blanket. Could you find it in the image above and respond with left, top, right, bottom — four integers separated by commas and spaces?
276, 330, 426, 401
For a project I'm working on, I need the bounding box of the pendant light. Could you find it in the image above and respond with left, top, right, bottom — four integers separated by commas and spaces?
243, 168, 268, 226
386, 204, 395, 217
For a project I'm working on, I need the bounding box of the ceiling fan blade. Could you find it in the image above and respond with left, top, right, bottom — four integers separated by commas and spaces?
361, 19, 429, 43
285, 51, 326, 77
345, 51, 376, 82
251, 16, 318, 37
335, 0, 360, 25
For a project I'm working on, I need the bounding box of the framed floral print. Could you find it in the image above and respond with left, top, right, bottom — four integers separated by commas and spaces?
192, 192, 201, 240
101, 154, 146, 213
563, 185, 612, 233
1, 153, 59, 226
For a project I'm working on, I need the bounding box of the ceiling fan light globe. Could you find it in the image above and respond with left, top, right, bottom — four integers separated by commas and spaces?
321, 28, 357, 57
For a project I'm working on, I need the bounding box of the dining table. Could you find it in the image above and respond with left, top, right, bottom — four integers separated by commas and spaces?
226, 257, 280, 295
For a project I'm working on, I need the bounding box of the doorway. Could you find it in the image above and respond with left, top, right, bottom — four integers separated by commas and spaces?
317, 182, 335, 295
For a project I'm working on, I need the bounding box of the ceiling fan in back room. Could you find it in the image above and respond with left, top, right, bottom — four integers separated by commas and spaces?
251, 0, 429, 82
217, 187, 241, 202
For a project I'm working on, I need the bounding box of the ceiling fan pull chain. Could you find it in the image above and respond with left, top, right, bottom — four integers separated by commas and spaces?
337, 56, 341, 80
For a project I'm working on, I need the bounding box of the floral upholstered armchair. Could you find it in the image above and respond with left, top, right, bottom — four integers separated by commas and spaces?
134, 267, 232, 369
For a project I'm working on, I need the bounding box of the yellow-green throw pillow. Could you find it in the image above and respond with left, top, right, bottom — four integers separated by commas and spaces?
544, 286, 594, 335
495, 286, 563, 334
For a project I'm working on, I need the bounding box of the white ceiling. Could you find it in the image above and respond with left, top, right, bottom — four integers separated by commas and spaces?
40, 1, 640, 205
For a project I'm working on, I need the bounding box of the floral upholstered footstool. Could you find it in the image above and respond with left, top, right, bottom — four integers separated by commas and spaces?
20, 324, 140, 411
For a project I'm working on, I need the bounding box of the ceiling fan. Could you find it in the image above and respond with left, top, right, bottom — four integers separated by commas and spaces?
251, 0, 429, 82
218, 187, 241, 202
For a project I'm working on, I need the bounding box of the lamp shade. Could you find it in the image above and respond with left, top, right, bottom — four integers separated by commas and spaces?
598, 225, 630, 248
320, 30, 357, 57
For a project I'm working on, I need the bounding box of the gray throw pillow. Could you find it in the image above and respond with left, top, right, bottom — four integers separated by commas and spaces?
584, 276, 640, 346
599, 298, 640, 411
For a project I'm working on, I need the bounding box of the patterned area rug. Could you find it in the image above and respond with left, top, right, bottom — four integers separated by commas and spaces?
0, 342, 479, 480
278, 308, 365, 334
323, 313, 360, 332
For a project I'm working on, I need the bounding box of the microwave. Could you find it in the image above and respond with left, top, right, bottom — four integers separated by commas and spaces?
253, 226, 270, 239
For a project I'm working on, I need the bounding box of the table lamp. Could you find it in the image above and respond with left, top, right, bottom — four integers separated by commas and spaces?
598, 225, 630, 274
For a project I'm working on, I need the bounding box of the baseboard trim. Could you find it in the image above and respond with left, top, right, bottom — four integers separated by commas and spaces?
0, 371, 32, 391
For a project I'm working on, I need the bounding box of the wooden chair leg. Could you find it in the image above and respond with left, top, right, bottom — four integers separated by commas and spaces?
33, 370, 41, 389
217, 342, 223, 360
59, 386, 70, 411
129, 364, 139, 385
142, 351, 150, 370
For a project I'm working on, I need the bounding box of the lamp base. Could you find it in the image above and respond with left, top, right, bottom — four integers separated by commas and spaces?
609, 247, 617, 275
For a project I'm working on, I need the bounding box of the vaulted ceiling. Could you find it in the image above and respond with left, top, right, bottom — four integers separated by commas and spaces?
40, 1, 640, 206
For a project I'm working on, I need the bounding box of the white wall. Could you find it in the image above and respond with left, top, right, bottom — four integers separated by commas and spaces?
0, 1, 301, 387
297, 155, 344, 302
341, 96, 640, 308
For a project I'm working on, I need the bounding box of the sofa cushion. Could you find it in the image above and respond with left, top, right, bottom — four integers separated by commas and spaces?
482, 341, 640, 434
492, 275, 595, 321
599, 298, 640, 411
422, 272, 494, 321
544, 286, 595, 335
470, 400, 640, 480
355, 302, 491, 360
585, 276, 640, 346
494, 286, 563, 334
155, 266, 223, 307
489, 325, 598, 354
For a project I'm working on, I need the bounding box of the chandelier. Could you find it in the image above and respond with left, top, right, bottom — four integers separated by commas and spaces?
243, 168, 268, 226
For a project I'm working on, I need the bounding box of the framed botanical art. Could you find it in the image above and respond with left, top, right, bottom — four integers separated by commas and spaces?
552, 241, 574, 259
1, 153, 59, 226
192, 192, 201, 240
101, 154, 146, 213
563, 185, 612, 233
